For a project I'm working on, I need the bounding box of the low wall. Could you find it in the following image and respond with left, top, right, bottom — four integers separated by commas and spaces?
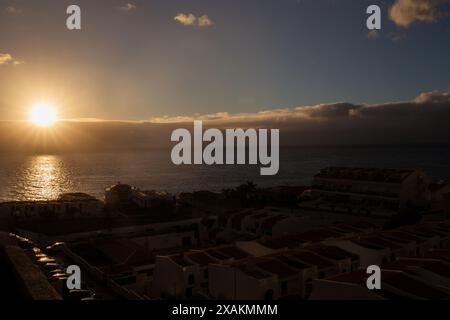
0, 232, 61, 300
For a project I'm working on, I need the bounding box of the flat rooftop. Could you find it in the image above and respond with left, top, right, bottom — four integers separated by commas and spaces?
256, 259, 298, 279
290, 251, 334, 269
186, 252, 217, 266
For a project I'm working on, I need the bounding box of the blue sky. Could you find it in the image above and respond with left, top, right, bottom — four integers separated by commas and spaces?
0, 0, 449, 120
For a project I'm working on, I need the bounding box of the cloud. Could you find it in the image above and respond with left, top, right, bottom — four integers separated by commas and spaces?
149, 103, 362, 124
367, 30, 408, 42
145, 88, 450, 146
388, 32, 407, 41
0, 53, 12, 65
415, 88, 450, 103
198, 15, 213, 27
174, 13, 213, 27
389, 0, 448, 27
174, 13, 197, 26
4, 6, 21, 14
118, 3, 137, 12
367, 30, 380, 39
2, 89, 450, 153
0, 53, 22, 66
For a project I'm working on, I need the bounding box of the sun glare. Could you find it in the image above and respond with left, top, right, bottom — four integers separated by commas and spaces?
30, 102, 58, 127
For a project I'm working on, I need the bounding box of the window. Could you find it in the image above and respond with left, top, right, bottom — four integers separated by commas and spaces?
188, 274, 195, 285
281, 282, 288, 295
264, 289, 274, 301
182, 237, 192, 248
114, 276, 136, 286
305, 279, 313, 298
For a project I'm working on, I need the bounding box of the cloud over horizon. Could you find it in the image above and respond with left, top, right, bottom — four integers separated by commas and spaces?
1, 88, 450, 153
389, 0, 448, 27
144, 87, 450, 146
148, 88, 450, 126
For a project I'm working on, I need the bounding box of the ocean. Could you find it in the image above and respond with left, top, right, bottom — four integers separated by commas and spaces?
1, 145, 450, 202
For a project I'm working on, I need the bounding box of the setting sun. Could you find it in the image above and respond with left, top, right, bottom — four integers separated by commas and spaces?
29, 102, 58, 127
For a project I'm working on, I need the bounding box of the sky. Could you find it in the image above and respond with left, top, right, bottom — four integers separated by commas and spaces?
0, 0, 449, 122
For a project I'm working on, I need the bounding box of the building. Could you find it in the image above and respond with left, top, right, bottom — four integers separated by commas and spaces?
288, 250, 339, 279
429, 182, 450, 215
208, 250, 338, 300
131, 190, 174, 210
380, 230, 434, 257
304, 167, 431, 215
352, 236, 411, 262
105, 183, 175, 212
129, 224, 199, 252
0, 193, 103, 220
185, 251, 220, 293
384, 258, 450, 289
324, 239, 392, 268
307, 245, 360, 273
67, 238, 154, 296
152, 254, 201, 298
237, 235, 309, 257
425, 249, 450, 263
220, 207, 328, 239
310, 269, 449, 300
105, 183, 133, 206
152, 245, 249, 298
209, 261, 278, 300
253, 258, 303, 298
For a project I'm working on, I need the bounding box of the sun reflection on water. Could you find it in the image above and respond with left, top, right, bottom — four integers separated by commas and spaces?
20, 155, 73, 201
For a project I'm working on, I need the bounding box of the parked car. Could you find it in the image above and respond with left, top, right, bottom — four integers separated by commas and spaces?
38, 257, 56, 264
46, 242, 66, 253
67, 289, 94, 300
49, 269, 65, 275
34, 253, 48, 259
17, 238, 35, 250
43, 263, 60, 271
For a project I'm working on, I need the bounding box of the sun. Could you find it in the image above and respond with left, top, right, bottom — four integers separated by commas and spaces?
29, 102, 58, 127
